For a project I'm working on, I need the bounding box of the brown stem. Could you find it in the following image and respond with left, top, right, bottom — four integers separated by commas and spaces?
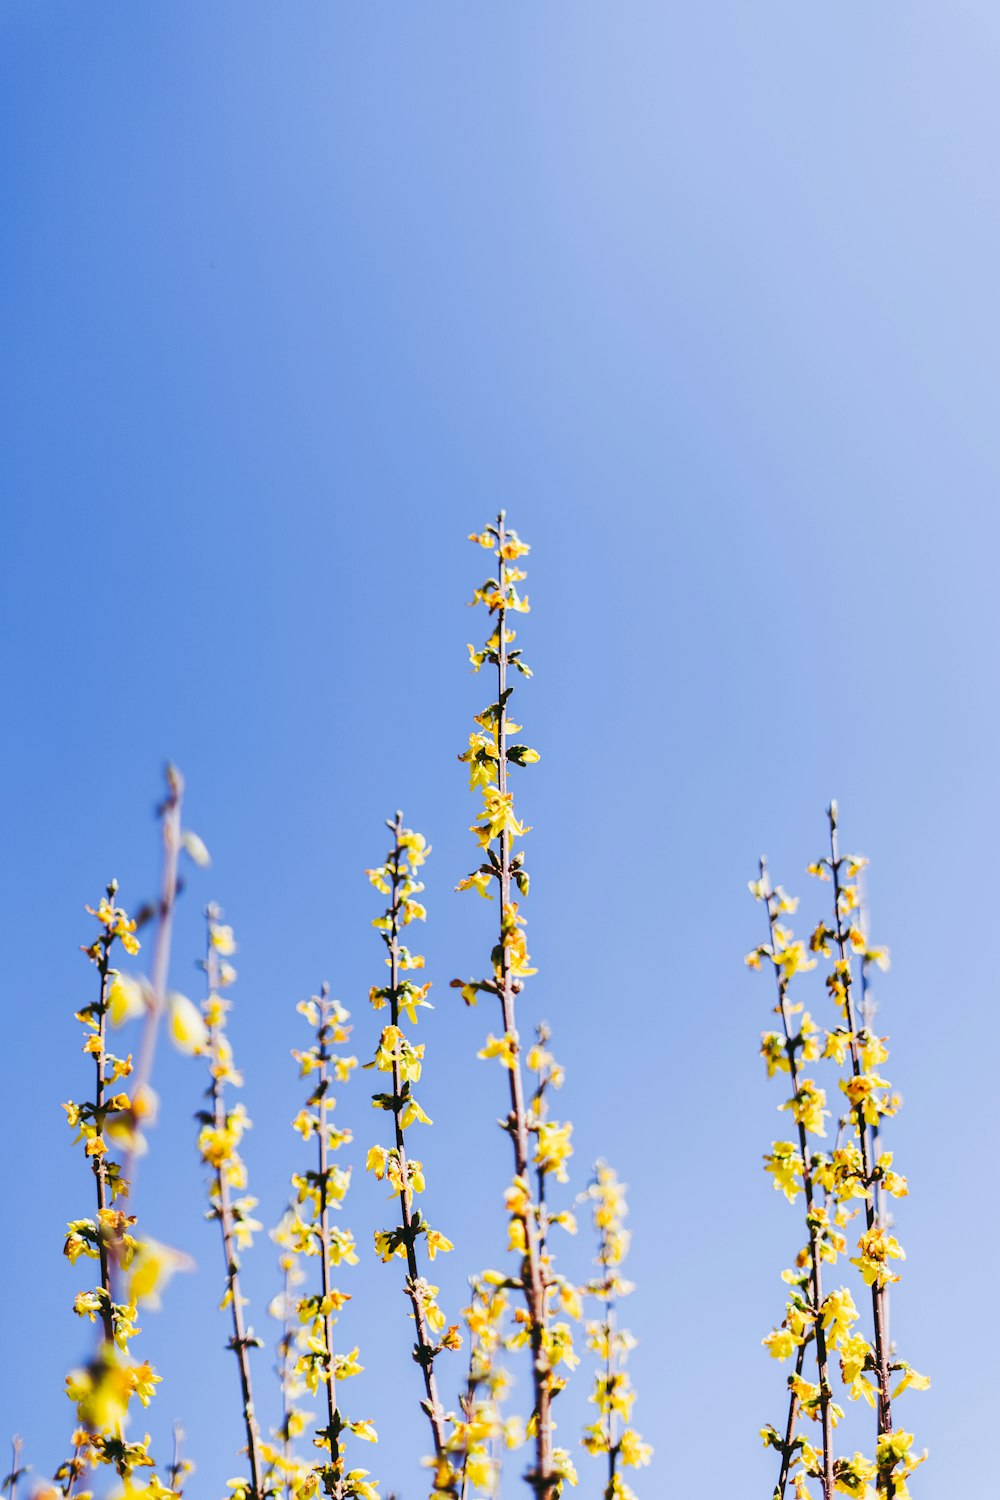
206, 926, 264, 1500
92, 904, 116, 1347
279, 1260, 294, 1500
315, 985, 345, 1496
493, 512, 554, 1500
826, 807, 893, 1443
760, 860, 835, 1500
599, 1231, 618, 1500
120, 766, 183, 1200
458, 1334, 477, 1500
386, 818, 448, 1459
774, 1340, 807, 1500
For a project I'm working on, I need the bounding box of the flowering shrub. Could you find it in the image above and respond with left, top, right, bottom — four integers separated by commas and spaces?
748, 806, 928, 1500
6, 517, 926, 1500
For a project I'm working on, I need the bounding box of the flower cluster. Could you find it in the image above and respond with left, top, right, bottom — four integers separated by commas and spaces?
580, 1166, 651, 1500
750, 806, 928, 1500
365, 818, 461, 1494
278, 984, 377, 1500
452, 517, 578, 1500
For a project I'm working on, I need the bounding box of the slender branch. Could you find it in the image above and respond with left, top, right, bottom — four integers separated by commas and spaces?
315, 985, 345, 1497
168, 1423, 188, 1498
5, 1436, 23, 1500
91, 886, 118, 1346
599, 1216, 618, 1497
774, 1341, 806, 1500
492, 512, 555, 1500
120, 765, 183, 1199
277, 1258, 295, 1500
205, 917, 264, 1500
826, 807, 893, 1441
760, 859, 835, 1500
385, 816, 448, 1459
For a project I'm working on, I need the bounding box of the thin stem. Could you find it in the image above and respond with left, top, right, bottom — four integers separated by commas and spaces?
121, 766, 183, 1198
206, 928, 264, 1500
760, 860, 835, 1500
774, 1340, 807, 1500
279, 1260, 294, 1500
458, 1340, 477, 1500
315, 985, 345, 1496
92, 896, 116, 1346
7, 1436, 22, 1500
827, 808, 893, 1441
599, 1235, 618, 1498
493, 512, 554, 1499
386, 817, 448, 1459
168, 1424, 185, 1497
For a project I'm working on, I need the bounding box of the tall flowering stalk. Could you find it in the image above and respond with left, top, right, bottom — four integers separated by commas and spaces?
284, 985, 377, 1500
364, 818, 461, 1491
58, 768, 188, 1499
812, 804, 927, 1497
580, 1166, 651, 1500
749, 810, 928, 1500
749, 861, 839, 1500
195, 905, 265, 1499
453, 516, 577, 1500
268, 1209, 310, 1499
451, 1277, 515, 1499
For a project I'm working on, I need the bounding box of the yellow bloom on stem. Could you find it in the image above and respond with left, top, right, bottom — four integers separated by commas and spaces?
851, 1226, 905, 1288
478, 1032, 518, 1070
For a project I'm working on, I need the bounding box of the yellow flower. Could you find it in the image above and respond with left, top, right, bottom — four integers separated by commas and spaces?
477, 1032, 518, 1070
168, 992, 209, 1055
108, 973, 148, 1026
425, 1228, 453, 1260
398, 829, 431, 868
128, 1238, 193, 1308
210, 923, 237, 955
851, 1226, 905, 1288
456, 868, 494, 899
763, 1141, 804, 1203
892, 1363, 931, 1397
820, 1287, 859, 1349
618, 1430, 652, 1469
762, 1328, 800, 1361
534, 1120, 573, 1182
780, 1078, 829, 1138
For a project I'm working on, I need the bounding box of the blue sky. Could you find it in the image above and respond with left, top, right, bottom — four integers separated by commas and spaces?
2, 4, 997, 1496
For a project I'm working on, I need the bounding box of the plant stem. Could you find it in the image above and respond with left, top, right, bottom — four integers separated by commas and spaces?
493, 512, 554, 1500
761, 859, 835, 1500
168, 1423, 185, 1497
279, 1261, 294, 1500
121, 766, 183, 1199
774, 1340, 807, 1500
315, 985, 345, 1497
7, 1436, 22, 1500
386, 817, 448, 1459
206, 926, 263, 1500
826, 808, 894, 1444
92, 897, 116, 1346
599, 1224, 618, 1498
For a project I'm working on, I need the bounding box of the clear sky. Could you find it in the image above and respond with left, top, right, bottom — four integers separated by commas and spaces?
2, 4, 997, 1496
